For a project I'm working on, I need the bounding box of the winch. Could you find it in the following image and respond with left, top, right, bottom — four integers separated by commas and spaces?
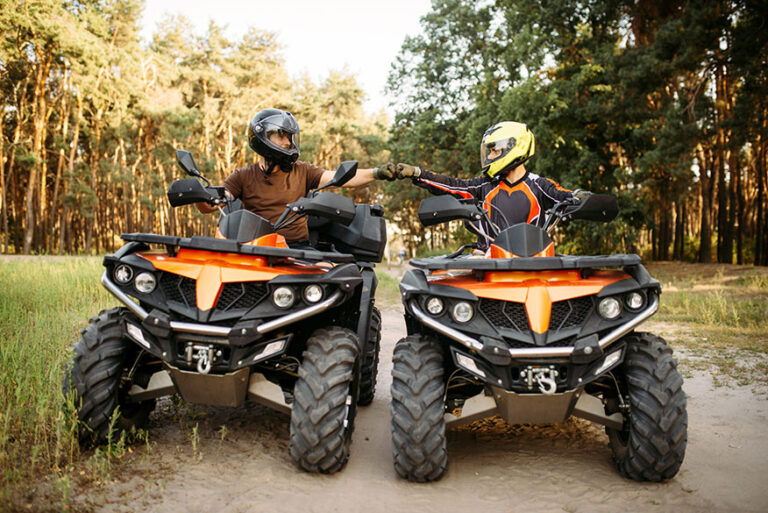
520, 365, 560, 395
185, 343, 222, 374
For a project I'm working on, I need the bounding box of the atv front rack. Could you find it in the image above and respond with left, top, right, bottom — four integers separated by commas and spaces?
409, 254, 642, 271
121, 233, 356, 263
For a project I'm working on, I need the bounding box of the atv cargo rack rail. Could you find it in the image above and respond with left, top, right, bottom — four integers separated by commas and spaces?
410, 254, 642, 271
121, 233, 356, 263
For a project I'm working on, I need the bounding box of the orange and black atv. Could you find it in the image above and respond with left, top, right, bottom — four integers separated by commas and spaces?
390, 193, 687, 482
64, 150, 386, 474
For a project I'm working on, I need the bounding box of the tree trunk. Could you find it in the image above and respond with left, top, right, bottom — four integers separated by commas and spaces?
85, 106, 104, 254
673, 200, 685, 260
0, 92, 5, 253
50, 75, 71, 252
23, 47, 53, 254
731, 151, 742, 265
4, 79, 29, 254
757, 133, 766, 266
698, 144, 713, 263
58, 90, 82, 255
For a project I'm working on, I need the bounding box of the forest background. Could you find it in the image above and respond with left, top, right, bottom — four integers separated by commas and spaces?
1, 0, 767, 265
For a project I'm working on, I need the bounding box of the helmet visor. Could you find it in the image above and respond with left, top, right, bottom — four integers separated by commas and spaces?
481, 136, 516, 167
264, 122, 300, 152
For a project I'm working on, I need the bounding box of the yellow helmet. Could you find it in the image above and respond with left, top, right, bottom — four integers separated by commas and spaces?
480, 121, 535, 179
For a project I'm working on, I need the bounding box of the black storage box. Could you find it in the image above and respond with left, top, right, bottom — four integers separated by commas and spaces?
310, 204, 387, 262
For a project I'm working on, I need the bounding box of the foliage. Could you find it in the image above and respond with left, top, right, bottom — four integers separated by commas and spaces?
384, 0, 768, 264
0, 1, 389, 254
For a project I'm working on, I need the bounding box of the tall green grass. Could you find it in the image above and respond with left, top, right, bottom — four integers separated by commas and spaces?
649, 264, 768, 360
0, 257, 114, 500
374, 268, 402, 306
661, 288, 767, 330
652, 266, 768, 333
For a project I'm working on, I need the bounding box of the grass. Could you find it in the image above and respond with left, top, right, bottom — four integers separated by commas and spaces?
374, 267, 403, 306
0, 256, 115, 505
646, 262, 768, 388
0, 257, 403, 506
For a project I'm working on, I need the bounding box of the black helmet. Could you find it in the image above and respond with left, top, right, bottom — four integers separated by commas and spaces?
248, 108, 300, 171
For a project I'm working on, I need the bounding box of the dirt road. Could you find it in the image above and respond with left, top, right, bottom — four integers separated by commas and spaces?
67, 305, 767, 513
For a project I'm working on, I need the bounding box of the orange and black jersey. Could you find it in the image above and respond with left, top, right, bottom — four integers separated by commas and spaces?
413, 169, 574, 246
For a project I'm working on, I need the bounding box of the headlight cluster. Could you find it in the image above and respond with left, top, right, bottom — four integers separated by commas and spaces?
272, 284, 325, 309
113, 264, 156, 294
423, 296, 474, 323
598, 291, 647, 320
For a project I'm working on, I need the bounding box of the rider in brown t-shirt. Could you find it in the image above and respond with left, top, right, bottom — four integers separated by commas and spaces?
197, 108, 395, 246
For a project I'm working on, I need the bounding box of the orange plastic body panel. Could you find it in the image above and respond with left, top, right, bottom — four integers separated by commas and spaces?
138, 248, 324, 312
246, 233, 288, 248
430, 269, 628, 334
489, 242, 555, 259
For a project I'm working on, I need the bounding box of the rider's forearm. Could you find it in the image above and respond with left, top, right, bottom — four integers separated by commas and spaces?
342, 168, 376, 188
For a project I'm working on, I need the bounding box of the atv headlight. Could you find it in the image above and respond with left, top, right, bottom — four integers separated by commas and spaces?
625, 291, 644, 310
114, 264, 133, 284
426, 296, 444, 315
452, 301, 474, 323
598, 297, 621, 319
303, 284, 323, 303
134, 272, 156, 294
272, 286, 295, 308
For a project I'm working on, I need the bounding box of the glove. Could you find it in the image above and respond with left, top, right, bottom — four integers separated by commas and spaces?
396, 163, 421, 179
372, 162, 396, 181
573, 189, 592, 201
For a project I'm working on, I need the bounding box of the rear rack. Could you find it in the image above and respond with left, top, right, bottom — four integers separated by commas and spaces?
409, 254, 642, 271
121, 233, 356, 263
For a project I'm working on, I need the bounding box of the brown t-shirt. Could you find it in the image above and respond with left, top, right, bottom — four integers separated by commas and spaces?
224, 161, 325, 242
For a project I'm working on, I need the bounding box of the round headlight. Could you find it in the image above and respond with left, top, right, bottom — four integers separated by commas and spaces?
426, 296, 444, 315
114, 264, 133, 284
273, 286, 295, 308
626, 292, 644, 310
303, 284, 323, 303
452, 301, 474, 323
134, 272, 156, 293
598, 297, 622, 319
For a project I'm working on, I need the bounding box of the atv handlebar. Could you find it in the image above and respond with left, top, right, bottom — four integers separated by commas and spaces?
416, 191, 617, 246
169, 150, 360, 242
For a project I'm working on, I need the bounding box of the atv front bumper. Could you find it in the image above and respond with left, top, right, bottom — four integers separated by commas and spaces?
400, 265, 661, 394
409, 294, 658, 358
102, 271, 344, 340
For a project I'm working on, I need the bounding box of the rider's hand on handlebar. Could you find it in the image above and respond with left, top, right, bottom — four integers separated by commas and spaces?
573, 189, 592, 202
396, 163, 421, 179
372, 162, 397, 181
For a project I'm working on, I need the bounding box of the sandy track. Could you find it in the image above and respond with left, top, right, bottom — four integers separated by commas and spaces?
70, 306, 768, 513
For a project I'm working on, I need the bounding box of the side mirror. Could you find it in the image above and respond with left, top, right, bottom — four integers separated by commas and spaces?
418, 195, 483, 227
167, 178, 215, 207
563, 194, 618, 222
315, 161, 358, 192
176, 149, 210, 186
